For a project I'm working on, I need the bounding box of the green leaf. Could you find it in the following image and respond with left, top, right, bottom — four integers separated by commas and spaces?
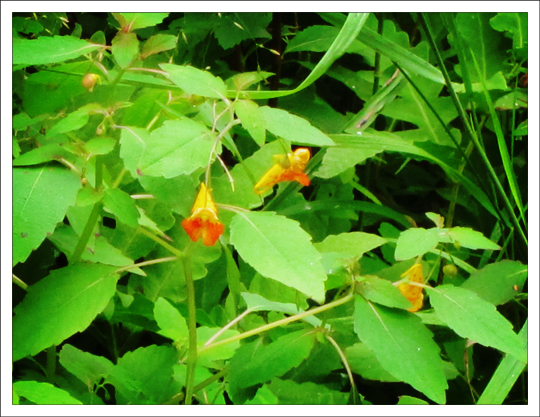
490, 13, 528, 49
397, 395, 430, 405
119, 120, 215, 178
111, 32, 139, 69
13, 165, 81, 266
153, 297, 188, 346
138, 174, 196, 218
59, 344, 115, 387
228, 329, 316, 389
259, 106, 335, 147
160, 63, 227, 99
107, 344, 182, 404
345, 342, 400, 382
141, 34, 178, 59
234, 100, 266, 146
353, 295, 448, 404
229, 211, 327, 303
314, 231, 387, 259
460, 260, 527, 305
244, 385, 279, 405
113, 12, 169, 30
355, 275, 413, 310
13, 263, 119, 361
427, 285, 526, 362
197, 326, 241, 368
46, 103, 104, 139
213, 13, 272, 50
13, 381, 83, 405
12, 143, 74, 166
85, 137, 116, 156
441, 227, 501, 250
395, 227, 439, 261
12, 36, 103, 67
103, 188, 140, 228
267, 378, 349, 405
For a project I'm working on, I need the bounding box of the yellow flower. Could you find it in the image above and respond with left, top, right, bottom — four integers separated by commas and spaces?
397, 263, 424, 312
254, 148, 311, 195
181, 183, 224, 246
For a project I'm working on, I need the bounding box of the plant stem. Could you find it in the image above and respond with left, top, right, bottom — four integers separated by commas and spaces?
183, 243, 197, 405
70, 202, 102, 264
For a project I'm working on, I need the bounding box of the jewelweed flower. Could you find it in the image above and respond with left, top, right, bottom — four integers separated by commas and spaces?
254, 148, 311, 195
397, 263, 424, 312
181, 183, 224, 246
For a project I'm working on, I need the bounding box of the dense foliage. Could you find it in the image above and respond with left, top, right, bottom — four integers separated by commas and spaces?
12, 12, 528, 406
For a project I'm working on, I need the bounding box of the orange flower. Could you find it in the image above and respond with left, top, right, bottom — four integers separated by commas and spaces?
181, 183, 224, 246
397, 263, 424, 312
254, 148, 311, 195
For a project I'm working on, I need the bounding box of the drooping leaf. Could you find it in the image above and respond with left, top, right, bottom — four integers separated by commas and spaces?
426, 285, 526, 362
160, 63, 227, 99
103, 188, 140, 228
229, 211, 327, 303
13, 36, 103, 67
13, 165, 81, 266
353, 295, 448, 404
460, 260, 527, 305
13, 263, 119, 361
119, 119, 215, 178
355, 275, 413, 310
13, 381, 83, 405
58, 344, 115, 388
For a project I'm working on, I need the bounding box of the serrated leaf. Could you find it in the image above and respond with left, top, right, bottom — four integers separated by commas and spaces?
230, 211, 327, 303
353, 295, 447, 403
267, 378, 349, 405
103, 188, 140, 228
490, 12, 528, 49
426, 285, 526, 362
141, 34, 178, 59
119, 120, 215, 178
154, 297, 188, 346
259, 106, 335, 147
440, 227, 501, 250
460, 260, 527, 305
160, 63, 227, 99
59, 344, 115, 387
13, 36, 103, 67
355, 275, 413, 310
13, 263, 119, 361
13, 381, 83, 405
13, 165, 81, 266
395, 227, 439, 260
314, 231, 386, 259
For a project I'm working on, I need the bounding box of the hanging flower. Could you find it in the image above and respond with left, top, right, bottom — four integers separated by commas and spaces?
397, 263, 424, 313
254, 148, 311, 195
181, 183, 224, 246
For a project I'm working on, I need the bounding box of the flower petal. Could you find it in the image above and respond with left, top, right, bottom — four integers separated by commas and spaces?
398, 263, 424, 312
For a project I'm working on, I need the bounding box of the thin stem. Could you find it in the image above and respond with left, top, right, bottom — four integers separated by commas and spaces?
326, 335, 356, 393
114, 256, 177, 274
183, 243, 197, 405
12, 274, 28, 291
137, 227, 183, 257
204, 309, 254, 347
70, 202, 102, 264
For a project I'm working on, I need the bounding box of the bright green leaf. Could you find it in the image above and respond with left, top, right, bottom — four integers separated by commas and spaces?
154, 297, 188, 346
234, 100, 266, 146
440, 227, 501, 251
355, 275, 413, 310
103, 188, 140, 228
13, 381, 83, 405
141, 34, 178, 59
59, 344, 115, 387
314, 231, 387, 259
395, 227, 439, 261
160, 63, 227, 99
113, 12, 169, 30
267, 377, 349, 405
345, 342, 400, 382
112, 32, 139, 69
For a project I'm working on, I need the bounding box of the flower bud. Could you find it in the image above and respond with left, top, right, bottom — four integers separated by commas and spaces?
82, 73, 101, 92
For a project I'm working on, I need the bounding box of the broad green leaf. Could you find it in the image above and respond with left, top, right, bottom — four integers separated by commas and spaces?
13, 381, 82, 405
314, 231, 387, 259
46, 103, 104, 139
153, 297, 188, 346
267, 378, 349, 405
345, 343, 400, 382
107, 344, 182, 405
228, 329, 316, 389
427, 285, 526, 362
245, 385, 279, 405
439, 227, 501, 250
13, 165, 81, 266
213, 13, 272, 50
103, 188, 140, 228
460, 260, 527, 305
12, 143, 74, 166
13, 263, 119, 361
111, 32, 139, 69
59, 344, 115, 387
12, 36, 103, 67
259, 106, 335, 147
141, 34, 178, 59
397, 395, 430, 405
226, 71, 275, 92
160, 63, 227, 99
138, 174, 196, 218
490, 13, 528, 49
395, 227, 439, 261
355, 275, 413, 310
234, 100, 266, 146
241, 292, 322, 327
113, 12, 169, 30
353, 295, 447, 404
229, 211, 327, 303
85, 137, 116, 156
197, 326, 241, 368
119, 119, 215, 178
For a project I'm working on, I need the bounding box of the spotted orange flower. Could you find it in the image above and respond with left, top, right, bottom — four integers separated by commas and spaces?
397, 263, 424, 313
254, 148, 311, 195
181, 183, 224, 246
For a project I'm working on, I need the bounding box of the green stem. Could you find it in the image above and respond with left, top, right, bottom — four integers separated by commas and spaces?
183, 243, 197, 405
70, 201, 102, 264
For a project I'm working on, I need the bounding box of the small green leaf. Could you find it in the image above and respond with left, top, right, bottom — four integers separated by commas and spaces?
353, 295, 448, 404
234, 100, 266, 146
119, 120, 215, 178
426, 285, 526, 362
355, 275, 413, 310
141, 34, 178, 59
397, 395, 430, 405
345, 343, 400, 382
395, 227, 439, 261
267, 378, 349, 405
59, 344, 115, 387
113, 13, 169, 30
103, 188, 140, 228
160, 63, 227, 99
13, 263, 119, 361
230, 211, 327, 303
12, 143, 74, 166
85, 137, 117, 156
13, 36, 103, 67
460, 260, 527, 305
13, 165, 81, 266
259, 106, 335, 147
154, 297, 188, 346
314, 231, 387, 259
46, 104, 104, 138
13, 381, 83, 405
112, 32, 139, 68
197, 326, 240, 368
440, 227, 501, 250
